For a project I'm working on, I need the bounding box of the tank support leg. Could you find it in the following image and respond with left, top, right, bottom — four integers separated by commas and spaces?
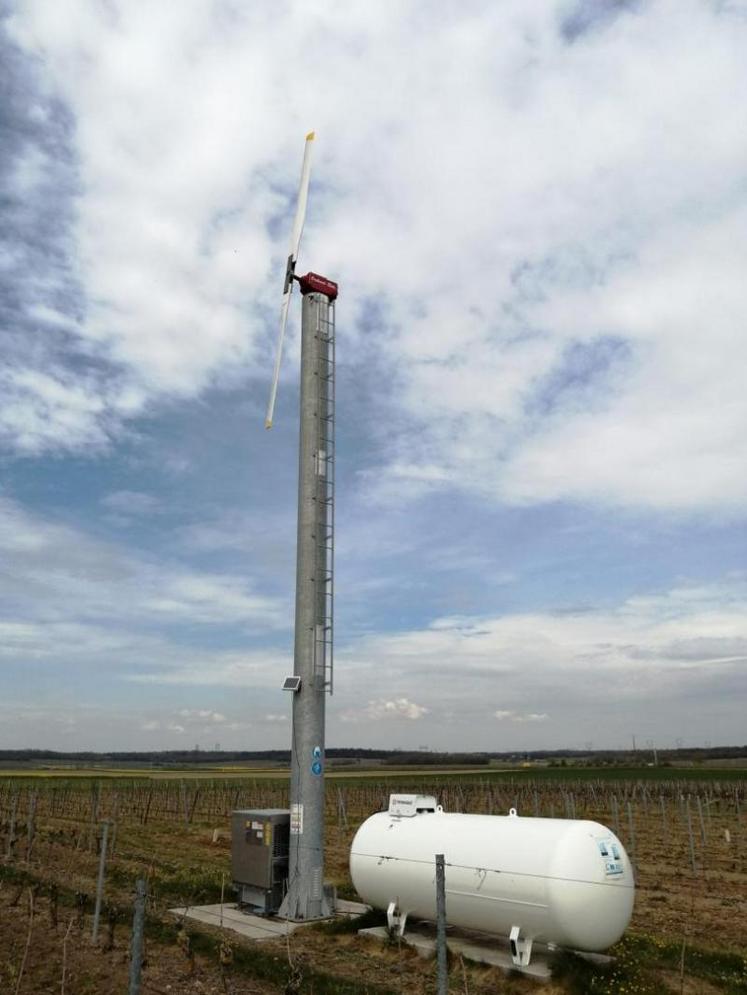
509, 926, 533, 967
387, 901, 408, 937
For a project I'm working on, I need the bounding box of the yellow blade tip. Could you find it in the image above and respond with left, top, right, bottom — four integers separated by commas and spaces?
265, 419, 273, 430
306, 130, 315, 141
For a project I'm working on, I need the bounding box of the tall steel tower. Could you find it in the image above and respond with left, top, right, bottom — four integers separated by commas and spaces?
265, 134, 337, 920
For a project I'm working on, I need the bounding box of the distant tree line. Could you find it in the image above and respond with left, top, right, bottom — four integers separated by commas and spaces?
0, 745, 744, 765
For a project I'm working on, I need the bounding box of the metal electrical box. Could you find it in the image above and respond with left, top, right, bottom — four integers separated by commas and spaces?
231, 809, 290, 915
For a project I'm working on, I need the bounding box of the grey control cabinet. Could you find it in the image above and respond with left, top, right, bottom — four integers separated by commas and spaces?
231, 809, 290, 915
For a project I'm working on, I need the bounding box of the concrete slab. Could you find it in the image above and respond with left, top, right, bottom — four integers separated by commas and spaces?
358, 925, 553, 980
335, 898, 370, 916
170, 904, 303, 941
170, 899, 371, 943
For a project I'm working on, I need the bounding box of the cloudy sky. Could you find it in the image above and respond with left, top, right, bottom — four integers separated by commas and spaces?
1, 0, 745, 752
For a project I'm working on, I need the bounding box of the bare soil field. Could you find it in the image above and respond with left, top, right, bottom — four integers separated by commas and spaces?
1, 770, 745, 994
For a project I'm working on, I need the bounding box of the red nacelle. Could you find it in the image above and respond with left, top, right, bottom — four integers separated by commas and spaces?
298, 272, 338, 301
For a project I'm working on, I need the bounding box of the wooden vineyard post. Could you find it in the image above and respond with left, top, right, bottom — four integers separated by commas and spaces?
92, 821, 109, 943
5, 788, 17, 863
337, 787, 348, 830
180, 781, 189, 831
697, 796, 707, 847
110, 792, 120, 857
686, 797, 697, 874
612, 794, 621, 837
626, 801, 637, 875
25, 791, 37, 864
88, 782, 100, 853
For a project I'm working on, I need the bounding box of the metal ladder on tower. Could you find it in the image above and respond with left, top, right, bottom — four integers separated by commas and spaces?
313, 297, 335, 693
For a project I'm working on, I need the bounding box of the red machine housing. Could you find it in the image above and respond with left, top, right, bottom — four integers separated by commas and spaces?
297, 272, 338, 301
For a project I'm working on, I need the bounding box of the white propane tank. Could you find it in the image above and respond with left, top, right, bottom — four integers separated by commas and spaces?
350, 795, 634, 964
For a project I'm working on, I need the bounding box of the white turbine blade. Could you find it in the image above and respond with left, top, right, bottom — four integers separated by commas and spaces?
288, 131, 315, 262
265, 288, 291, 429
264, 131, 315, 430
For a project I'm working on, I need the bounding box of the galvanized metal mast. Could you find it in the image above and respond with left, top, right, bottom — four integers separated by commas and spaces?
263, 133, 336, 921
279, 284, 336, 920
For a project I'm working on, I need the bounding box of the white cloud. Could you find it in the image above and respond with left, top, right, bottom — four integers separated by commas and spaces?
0, 494, 285, 633
2, 1, 745, 516
341, 697, 429, 723
2, 3, 746, 752
177, 709, 226, 724
0, 494, 291, 713
0, 366, 111, 454
345, 581, 747, 688
494, 711, 549, 723
498, 211, 747, 512
128, 651, 287, 687
331, 576, 747, 744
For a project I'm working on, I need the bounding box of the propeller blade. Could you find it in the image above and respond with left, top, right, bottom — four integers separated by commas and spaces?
265, 288, 291, 429
289, 131, 315, 262
264, 131, 315, 430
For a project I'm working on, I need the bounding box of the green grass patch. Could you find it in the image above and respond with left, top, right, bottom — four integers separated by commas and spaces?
622, 932, 747, 993
551, 947, 667, 994
550, 933, 747, 995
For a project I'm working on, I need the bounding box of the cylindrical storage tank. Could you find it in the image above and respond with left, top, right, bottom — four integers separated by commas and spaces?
350, 805, 634, 953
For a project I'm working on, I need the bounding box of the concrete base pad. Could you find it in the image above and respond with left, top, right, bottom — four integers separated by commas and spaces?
359, 923, 614, 980
171, 902, 610, 981
333, 898, 370, 917
170, 899, 370, 943
359, 924, 555, 980
170, 904, 303, 941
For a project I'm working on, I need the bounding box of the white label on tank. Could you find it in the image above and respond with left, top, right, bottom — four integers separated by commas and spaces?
290, 803, 304, 835
604, 860, 623, 876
